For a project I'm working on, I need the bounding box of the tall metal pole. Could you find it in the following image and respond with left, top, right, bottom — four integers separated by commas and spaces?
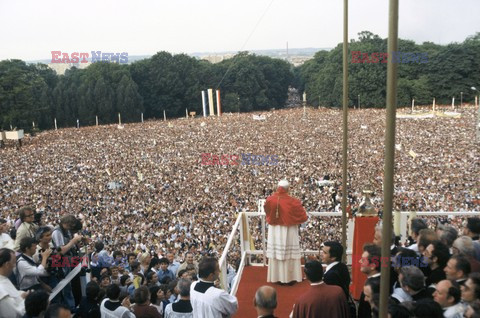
341, 0, 349, 262
379, 0, 399, 317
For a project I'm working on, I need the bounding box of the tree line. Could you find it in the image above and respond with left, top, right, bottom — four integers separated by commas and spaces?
295, 31, 480, 108
0, 31, 478, 131
0, 52, 293, 131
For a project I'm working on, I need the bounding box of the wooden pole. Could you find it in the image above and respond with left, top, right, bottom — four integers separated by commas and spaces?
379, 0, 399, 316
341, 0, 349, 262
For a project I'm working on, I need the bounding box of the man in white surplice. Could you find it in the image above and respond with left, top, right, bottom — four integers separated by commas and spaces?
265, 180, 308, 284
190, 257, 238, 317
0, 248, 28, 318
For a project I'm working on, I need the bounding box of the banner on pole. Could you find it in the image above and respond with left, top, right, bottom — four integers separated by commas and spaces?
208, 89, 214, 116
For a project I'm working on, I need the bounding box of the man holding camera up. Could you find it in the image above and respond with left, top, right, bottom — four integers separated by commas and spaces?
16, 237, 52, 291
52, 214, 84, 312
34, 226, 64, 296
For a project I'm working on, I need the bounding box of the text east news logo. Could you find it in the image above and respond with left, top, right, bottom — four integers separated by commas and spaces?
351, 51, 428, 64
51, 255, 89, 267
51, 51, 128, 64
201, 153, 279, 166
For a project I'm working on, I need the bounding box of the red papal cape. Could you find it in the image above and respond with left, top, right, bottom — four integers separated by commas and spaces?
264, 188, 308, 225
265, 187, 308, 283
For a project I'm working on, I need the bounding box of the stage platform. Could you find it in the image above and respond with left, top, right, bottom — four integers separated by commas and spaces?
234, 265, 310, 317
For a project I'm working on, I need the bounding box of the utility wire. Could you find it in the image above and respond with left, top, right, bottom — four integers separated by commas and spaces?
215, 0, 275, 90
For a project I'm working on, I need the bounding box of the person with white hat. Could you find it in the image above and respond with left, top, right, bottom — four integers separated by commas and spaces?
264, 180, 308, 285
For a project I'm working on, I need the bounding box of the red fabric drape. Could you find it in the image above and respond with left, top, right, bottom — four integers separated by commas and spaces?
350, 216, 379, 299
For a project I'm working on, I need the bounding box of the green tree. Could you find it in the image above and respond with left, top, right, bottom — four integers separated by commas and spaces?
223, 92, 240, 112
295, 31, 480, 108
212, 52, 293, 111
0, 60, 50, 130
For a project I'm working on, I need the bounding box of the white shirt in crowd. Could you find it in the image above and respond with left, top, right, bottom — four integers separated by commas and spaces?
16, 254, 48, 290
0, 274, 25, 318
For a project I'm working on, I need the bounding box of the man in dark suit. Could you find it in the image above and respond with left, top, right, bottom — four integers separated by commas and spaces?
321, 241, 351, 297
357, 244, 382, 318
423, 241, 449, 296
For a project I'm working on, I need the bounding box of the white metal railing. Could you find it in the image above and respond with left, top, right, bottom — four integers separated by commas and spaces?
218, 212, 243, 291
218, 210, 353, 295
219, 208, 479, 296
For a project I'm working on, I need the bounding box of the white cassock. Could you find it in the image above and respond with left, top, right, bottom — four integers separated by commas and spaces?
267, 224, 303, 283
190, 280, 238, 318
0, 275, 25, 318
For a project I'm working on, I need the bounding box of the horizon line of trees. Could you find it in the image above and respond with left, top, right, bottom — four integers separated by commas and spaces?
295, 31, 480, 108
0, 51, 293, 132
0, 31, 479, 132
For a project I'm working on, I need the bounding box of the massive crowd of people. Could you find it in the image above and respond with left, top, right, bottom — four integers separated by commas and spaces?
0, 105, 478, 317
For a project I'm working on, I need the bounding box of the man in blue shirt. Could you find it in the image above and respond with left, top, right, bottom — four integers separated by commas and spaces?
167, 252, 180, 277
157, 257, 175, 283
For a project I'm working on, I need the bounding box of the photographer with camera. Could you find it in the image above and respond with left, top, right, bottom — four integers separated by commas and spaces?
33, 227, 54, 264
34, 226, 65, 297
70, 216, 92, 306
16, 236, 51, 291
52, 215, 84, 257
52, 214, 84, 312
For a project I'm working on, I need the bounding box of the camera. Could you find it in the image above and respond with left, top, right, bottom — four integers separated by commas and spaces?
38, 247, 65, 279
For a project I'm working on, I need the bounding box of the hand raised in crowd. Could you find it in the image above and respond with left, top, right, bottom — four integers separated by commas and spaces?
41, 248, 52, 260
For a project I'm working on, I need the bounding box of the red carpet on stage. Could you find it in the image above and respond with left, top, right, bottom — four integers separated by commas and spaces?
234, 265, 310, 317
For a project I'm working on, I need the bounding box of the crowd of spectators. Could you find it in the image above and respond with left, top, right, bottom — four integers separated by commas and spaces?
1, 107, 478, 255
0, 106, 478, 317
348, 216, 480, 317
